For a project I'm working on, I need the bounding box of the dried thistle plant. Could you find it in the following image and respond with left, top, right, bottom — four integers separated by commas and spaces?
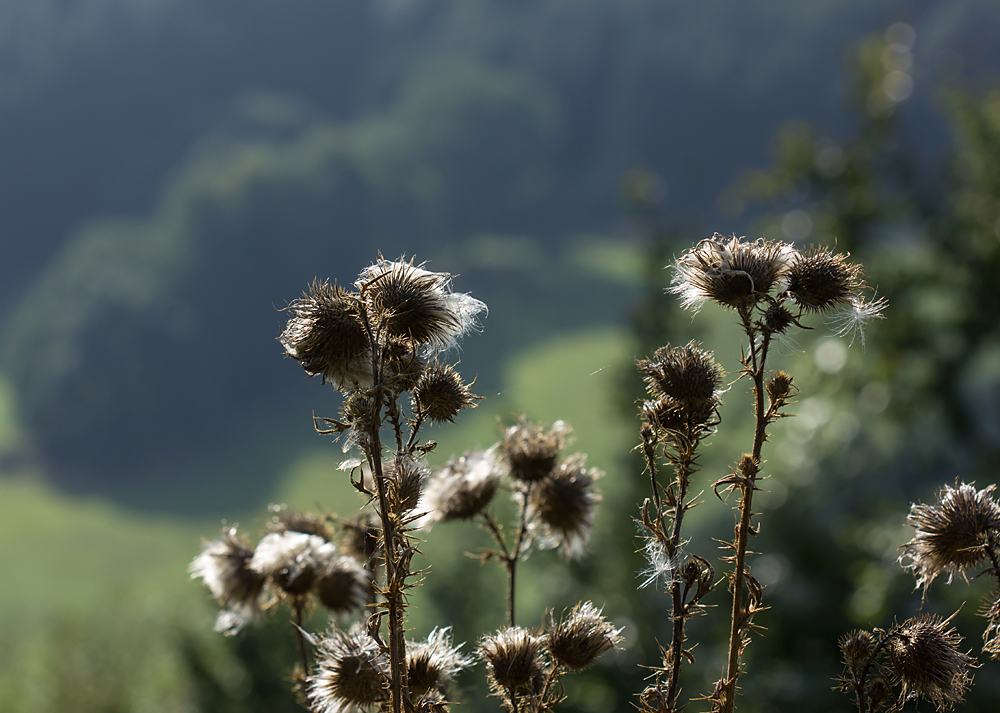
639, 233, 883, 713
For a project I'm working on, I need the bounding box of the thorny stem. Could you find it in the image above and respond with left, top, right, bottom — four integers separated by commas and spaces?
853, 632, 893, 713
720, 318, 772, 713
666, 438, 697, 708
360, 312, 410, 713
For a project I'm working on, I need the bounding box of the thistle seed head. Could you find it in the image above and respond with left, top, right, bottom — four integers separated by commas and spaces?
280, 280, 372, 390
189, 528, 268, 635
544, 601, 622, 670
501, 417, 569, 483
381, 335, 426, 392
531, 454, 602, 560
357, 258, 486, 353
783, 246, 865, 313
900, 482, 1000, 593
315, 556, 371, 615
478, 626, 546, 692
387, 455, 431, 516
670, 234, 796, 312
406, 627, 474, 696
766, 371, 794, 405
308, 624, 388, 713
981, 587, 1000, 659
419, 448, 501, 526
887, 613, 975, 710
267, 506, 331, 540
250, 531, 338, 597
638, 342, 724, 403
413, 362, 481, 424
839, 629, 875, 670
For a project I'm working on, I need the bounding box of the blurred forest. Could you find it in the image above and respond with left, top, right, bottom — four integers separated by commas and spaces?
1, 1, 1000, 711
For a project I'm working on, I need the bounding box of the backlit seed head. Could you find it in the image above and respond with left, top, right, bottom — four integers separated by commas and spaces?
308, 624, 388, 713
642, 395, 719, 435
382, 335, 425, 392
420, 448, 501, 526
981, 587, 1000, 659
900, 482, 1000, 593
531, 455, 602, 560
545, 602, 622, 670
267, 506, 331, 540
670, 234, 796, 312
280, 280, 372, 390
839, 629, 875, 670
887, 613, 974, 710
501, 417, 569, 483
763, 301, 796, 334
315, 556, 371, 615
357, 258, 486, 353
190, 527, 268, 635
413, 362, 481, 424
638, 342, 724, 404
250, 531, 337, 598
784, 246, 865, 313
406, 627, 474, 696
479, 627, 545, 691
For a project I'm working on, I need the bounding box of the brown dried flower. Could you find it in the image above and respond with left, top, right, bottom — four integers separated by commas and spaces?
479, 626, 546, 692
638, 342, 724, 404
783, 246, 865, 313
412, 362, 481, 423
900, 481, 1000, 593
887, 613, 975, 710
308, 624, 388, 713
280, 280, 371, 390
250, 531, 338, 598
189, 527, 268, 635
530, 454, 602, 560
419, 448, 501, 526
670, 234, 795, 312
406, 627, 473, 696
315, 556, 371, 615
501, 417, 569, 483
544, 601, 622, 670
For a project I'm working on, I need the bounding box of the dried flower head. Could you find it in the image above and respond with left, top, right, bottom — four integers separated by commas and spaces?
670, 234, 795, 312
356, 258, 486, 353
308, 624, 388, 713
887, 613, 975, 710
545, 602, 622, 670
501, 418, 569, 483
190, 528, 268, 635
762, 301, 797, 334
381, 335, 426, 392
981, 587, 1000, 659
900, 482, 1000, 593
341, 514, 381, 565
386, 455, 430, 516
638, 342, 724, 404
280, 280, 372, 389
315, 556, 371, 615
250, 531, 338, 597
406, 627, 474, 696
783, 246, 865, 313
413, 362, 481, 423
766, 371, 794, 405
641, 396, 718, 435
531, 454, 602, 559
419, 448, 501, 526
839, 629, 876, 670
479, 626, 546, 692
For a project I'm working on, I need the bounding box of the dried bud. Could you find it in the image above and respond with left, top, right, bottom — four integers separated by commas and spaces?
280, 280, 371, 390
900, 482, 1000, 593
406, 627, 473, 696
670, 234, 796, 312
479, 627, 546, 692
545, 602, 622, 670
387, 456, 430, 516
501, 418, 569, 483
413, 362, 481, 423
887, 613, 975, 710
531, 454, 602, 560
763, 301, 796, 334
189, 528, 267, 635
308, 624, 388, 713
357, 258, 486, 352
784, 246, 864, 313
315, 556, 371, 615
867, 676, 891, 711
382, 335, 425, 392
766, 371, 794, 404
839, 629, 875, 670
419, 448, 501, 525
